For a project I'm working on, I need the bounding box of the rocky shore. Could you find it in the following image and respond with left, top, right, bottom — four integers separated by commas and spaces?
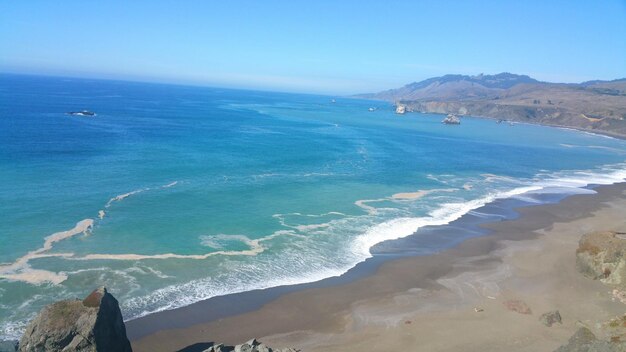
1, 288, 298, 352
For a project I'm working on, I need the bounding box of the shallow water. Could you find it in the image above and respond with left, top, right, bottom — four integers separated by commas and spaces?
1, 74, 625, 339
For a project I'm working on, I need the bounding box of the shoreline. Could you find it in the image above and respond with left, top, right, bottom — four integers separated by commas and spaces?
129, 182, 626, 352
415, 109, 626, 140
349, 93, 626, 140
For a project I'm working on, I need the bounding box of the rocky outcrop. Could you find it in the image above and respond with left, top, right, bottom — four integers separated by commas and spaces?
554, 327, 626, 352
18, 287, 132, 352
201, 339, 298, 352
576, 231, 626, 287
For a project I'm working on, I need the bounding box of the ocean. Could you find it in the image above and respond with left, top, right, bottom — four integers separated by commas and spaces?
1, 74, 625, 339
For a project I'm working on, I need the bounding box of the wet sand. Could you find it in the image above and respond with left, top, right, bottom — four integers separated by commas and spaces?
130, 183, 626, 352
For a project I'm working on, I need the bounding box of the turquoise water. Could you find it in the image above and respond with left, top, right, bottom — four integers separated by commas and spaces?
1, 74, 626, 338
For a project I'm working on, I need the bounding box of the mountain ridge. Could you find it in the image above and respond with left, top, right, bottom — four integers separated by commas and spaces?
357, 73, 626, 137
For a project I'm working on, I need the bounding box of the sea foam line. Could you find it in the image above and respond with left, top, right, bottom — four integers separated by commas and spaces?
0, 219, 93, 284
3, 163, 625, 289
104, 181, 177, 209
69, 163, 626, 274
75, 229, 300, 261
118, 185, 556, 322
0, 181, 180, 284
99, 181, 178, 219
355, 188, 459, 216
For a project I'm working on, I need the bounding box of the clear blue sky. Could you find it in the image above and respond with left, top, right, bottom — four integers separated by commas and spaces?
1, 0, 625, 94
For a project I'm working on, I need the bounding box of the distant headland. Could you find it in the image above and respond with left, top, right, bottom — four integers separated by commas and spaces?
356, 73, 626, 138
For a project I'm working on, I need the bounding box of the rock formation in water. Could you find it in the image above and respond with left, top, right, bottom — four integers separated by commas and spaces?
442, 114, 461, 124
18, 287, 132, 352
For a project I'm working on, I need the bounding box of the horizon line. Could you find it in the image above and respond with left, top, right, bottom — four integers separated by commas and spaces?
2, 70, 624, 97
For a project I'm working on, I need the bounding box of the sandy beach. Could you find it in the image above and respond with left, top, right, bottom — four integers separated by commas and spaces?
127, 183, 626, 352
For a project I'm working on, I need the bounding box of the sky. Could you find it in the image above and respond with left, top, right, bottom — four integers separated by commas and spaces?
1, 0, 625, 94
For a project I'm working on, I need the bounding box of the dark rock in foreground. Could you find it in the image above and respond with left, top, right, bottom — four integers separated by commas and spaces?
18, 287, 132, 352
554, 327, 626, 352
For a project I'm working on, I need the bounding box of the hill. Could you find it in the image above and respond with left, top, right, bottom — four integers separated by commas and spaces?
357, 73, 626, 138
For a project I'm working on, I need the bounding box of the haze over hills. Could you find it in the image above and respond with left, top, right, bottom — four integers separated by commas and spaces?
357, 73, 626, 137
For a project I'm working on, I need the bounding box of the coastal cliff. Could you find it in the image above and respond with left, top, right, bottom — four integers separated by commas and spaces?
357, 73, 626, 137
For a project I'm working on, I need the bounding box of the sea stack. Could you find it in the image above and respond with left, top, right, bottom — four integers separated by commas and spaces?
18, 287, 132, 352
442, 114, 461, 124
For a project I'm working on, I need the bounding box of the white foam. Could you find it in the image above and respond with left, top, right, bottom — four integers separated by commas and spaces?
536, 164, 626, 189
391, 188, 457, 200
105, 189, 145, 208
354, 198, 385, 215
294, 223, 331, 232
71, 229, 301, 262
350, 163, 626, 261
351, 186, 543, 257
199, 234, 255, 249
105, 181, 178, 210
555, 126, 619, 140
278, 211, 346, 218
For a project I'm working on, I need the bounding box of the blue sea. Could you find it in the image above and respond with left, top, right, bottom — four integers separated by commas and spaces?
1, 74, 625, 339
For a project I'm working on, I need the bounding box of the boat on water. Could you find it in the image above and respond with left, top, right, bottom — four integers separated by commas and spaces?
395, 105, 406, 114
67, 110, 96, 117
368, 107, 377, 112
442, 114, 461, 125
